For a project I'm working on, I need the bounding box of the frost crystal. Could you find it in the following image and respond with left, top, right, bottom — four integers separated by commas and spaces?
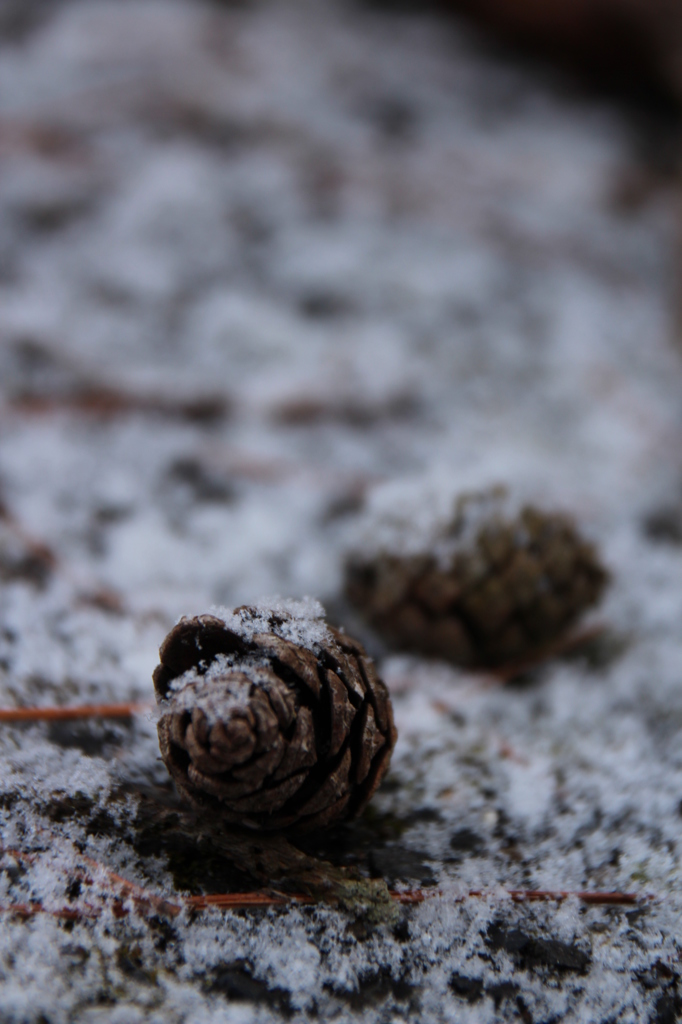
210, 597, 331, 652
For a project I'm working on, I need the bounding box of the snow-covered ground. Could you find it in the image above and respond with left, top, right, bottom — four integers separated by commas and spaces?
1, 1, 682, 1020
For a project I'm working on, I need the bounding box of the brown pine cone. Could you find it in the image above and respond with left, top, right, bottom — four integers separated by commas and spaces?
345, 487, 608, 669
153, 601, 397, 833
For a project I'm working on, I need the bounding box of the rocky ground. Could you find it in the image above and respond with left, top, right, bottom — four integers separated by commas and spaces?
1, 1, 682, 1021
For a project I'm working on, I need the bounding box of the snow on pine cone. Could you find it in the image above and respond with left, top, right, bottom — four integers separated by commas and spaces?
153, 600, 397, 833
345, 486, 608, 669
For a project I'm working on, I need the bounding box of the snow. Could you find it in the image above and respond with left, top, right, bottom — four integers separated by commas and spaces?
167, 654, 256, 724
0, 0, 681, 1020
209, 597, 332, 652
347, 477, 553, 564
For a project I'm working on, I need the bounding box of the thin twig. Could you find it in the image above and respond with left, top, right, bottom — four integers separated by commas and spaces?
186, 892, 312, 910
499, 889, 641, 905
0, 902, 99, 920
0, 885, 646, 923
6, 387, 229, 424
75, 852, 182, 917
0, 702, 152, 723
0, 845, 182, 919
391, 887, 642, 906
0, 844, 646, 915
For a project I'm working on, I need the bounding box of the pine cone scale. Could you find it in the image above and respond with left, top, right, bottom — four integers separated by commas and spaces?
336, 660, 367, 704
355, 703, 385, 784
209, 719, 255, 767
154, 615, 244, 691
272, 706, 317, 781
295, 747, 352, 818
326, 670, 356, 758
355, 742, 393, 813
230, 770, 308, 814
232, 734, 286, 787
252, 633, 322, 700
183, 724, 226, 775
186, 760, 254, 801
358, 656, 393, 734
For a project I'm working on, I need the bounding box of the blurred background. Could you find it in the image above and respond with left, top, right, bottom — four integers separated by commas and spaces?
0, 0, 681, 632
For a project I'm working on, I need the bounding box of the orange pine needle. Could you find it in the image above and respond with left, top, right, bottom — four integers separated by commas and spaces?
186, 892, 312, 910
0, 887, 644, 922
496, 888, 640, 905
75, 852, 182, 917
1, 842, 646, 922
0, 702, 152, 723
0, 885, 645, 923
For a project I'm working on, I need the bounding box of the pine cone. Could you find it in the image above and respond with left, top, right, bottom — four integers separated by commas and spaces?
153, 601, 397, 833
345, 487, 608, 668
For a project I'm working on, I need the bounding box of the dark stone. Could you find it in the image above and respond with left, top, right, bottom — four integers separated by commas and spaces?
530, 939, 591, 972
366, 96, 418, 142
208, 962, 291, 1014
392, 917, 411, 942
116, 944, 152, 984
626, 907, 649, 927
19, 195, 92, 234
636, 961, 681, 1023
0, 791, 19, 811
178, 396, 230, 425
43, 792, 95, 822
487, 924, 528, 954
165, 457, 236, 504
146, 917, 177, 953
651, 992, 682, 1024
368, 845, 436, 886
346, 918, 374, 942
643, 508, 682, 545
329, 969, 418, 1010
486, 921, 590, 973
407, 806, 443, 824
0, 549, 52, 588
650, 961, 677, 982
2, 860, 22, 883
449, 972, 484, 1002
299, 291, 353, 320
85, 808, 119, 838
487, 981, 520, 1007
516, 994, 534, 1024
66, 879, 81, 901
449, 828, 485, 855
321, 491, 365, 523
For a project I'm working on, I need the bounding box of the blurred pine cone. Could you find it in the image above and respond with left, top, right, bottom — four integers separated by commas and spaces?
345, 487, 608, 668
153, 601, 397, 833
